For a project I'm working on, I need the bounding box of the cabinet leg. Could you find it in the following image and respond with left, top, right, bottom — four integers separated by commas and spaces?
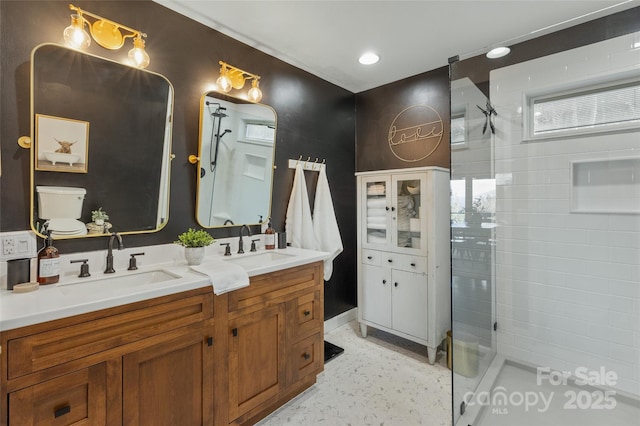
427, 346, 437, 364
359, 323, 368, 338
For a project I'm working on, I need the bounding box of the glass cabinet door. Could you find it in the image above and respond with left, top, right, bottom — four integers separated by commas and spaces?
362, 177, 390, 248
392, 174, 425, 253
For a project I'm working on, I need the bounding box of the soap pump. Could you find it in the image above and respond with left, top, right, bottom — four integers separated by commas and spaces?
264, 218, 276, 250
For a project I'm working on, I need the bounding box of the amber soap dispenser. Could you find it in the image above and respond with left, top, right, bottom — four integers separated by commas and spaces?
37, 231, 60, 284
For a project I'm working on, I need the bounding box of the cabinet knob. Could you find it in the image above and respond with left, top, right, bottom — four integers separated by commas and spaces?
207, 336, 213, 346
394, 282, 399, 287
303, 310, 311, 316
54, 405, 71, 418
391, 206, 396, 212
382, 279, 387, 284
387, 259, 393, 263
303, 353, 311, 360
367, 256, 373, 260
410, 262, 416, 267
385, 206, 390, 211
232, 328, 238, 337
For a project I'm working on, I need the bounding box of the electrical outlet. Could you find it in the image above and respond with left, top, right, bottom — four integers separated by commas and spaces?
2, 237, 15, 255
0, 231, 38, 261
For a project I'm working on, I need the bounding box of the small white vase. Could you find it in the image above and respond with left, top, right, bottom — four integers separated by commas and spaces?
94, 218, 104, 226
184, 247, 205, 266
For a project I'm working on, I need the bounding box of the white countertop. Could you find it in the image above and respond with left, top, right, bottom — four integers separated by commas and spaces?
0, 242, 328, 332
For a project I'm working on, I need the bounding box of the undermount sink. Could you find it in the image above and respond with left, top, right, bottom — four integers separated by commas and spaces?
58, 269, 182, 294
222, 251, 295, 269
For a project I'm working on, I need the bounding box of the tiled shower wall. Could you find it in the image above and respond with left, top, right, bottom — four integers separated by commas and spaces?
491, 32, 640, 395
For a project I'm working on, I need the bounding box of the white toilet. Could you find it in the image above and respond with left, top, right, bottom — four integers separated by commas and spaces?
36, 186, 88, 237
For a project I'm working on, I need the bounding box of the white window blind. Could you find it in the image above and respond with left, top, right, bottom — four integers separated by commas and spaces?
245, 123, 275, 143
532, 81, 640, 136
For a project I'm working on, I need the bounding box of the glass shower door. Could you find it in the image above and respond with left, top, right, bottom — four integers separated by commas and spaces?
450, 76, 497, 424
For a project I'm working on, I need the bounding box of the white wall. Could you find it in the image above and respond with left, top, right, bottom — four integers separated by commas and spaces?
491, 32, 640, 396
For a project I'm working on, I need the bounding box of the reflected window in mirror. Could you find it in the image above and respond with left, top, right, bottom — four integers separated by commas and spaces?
195, 93, 276, 228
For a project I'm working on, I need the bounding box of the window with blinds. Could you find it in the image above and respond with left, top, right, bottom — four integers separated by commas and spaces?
529, 80, 640, 138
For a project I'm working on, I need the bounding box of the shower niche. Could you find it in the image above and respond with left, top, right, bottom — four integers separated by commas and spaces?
571, 157, 640, 214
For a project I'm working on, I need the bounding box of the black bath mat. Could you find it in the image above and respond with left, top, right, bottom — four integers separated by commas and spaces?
324, 340, 344, 363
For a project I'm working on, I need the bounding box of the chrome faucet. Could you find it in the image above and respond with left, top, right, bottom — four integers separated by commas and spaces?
104, 233, 123, 273
237, 225, 252, 254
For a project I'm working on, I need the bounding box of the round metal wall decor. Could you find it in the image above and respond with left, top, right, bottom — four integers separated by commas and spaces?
388, 104, 443, 162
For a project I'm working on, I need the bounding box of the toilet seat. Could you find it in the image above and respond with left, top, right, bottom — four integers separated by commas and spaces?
46, 218, 88, 237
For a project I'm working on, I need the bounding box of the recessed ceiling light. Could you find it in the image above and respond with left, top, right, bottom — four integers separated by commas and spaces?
359, 52, 380, 65
486, 46, 511, 59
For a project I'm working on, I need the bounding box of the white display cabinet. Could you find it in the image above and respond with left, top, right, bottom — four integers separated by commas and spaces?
356, 166, 450, 364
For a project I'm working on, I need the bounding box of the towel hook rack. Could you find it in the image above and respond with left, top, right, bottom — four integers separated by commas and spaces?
288, 156, 326, 171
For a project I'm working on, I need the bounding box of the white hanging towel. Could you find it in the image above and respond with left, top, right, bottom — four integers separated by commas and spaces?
313, 166, 343, 281
286, 163, 318, 250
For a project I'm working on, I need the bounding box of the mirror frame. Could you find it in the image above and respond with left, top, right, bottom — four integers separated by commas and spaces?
194, 92, 276, 228
28, 43, 175, 239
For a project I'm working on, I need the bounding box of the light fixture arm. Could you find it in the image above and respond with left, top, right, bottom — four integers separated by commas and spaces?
219, 61, 260, 82
69, 4, 147, 40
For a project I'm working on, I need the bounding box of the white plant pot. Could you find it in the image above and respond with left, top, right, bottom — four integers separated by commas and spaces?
184, 247, 205, 266
94, 218, 105, 226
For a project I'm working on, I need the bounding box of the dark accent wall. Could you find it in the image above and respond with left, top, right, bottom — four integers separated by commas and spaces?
355, 66, 450, 172
0, 0, 356, 320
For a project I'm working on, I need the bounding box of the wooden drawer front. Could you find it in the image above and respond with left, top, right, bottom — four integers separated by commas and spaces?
291, 291, 322, 340
8, 293, 213, 379
9, 363, 107, 425
361, 249, 381, 266
386, 253, 427, 274
291, 333, 323, 383
228, 262, 322, 312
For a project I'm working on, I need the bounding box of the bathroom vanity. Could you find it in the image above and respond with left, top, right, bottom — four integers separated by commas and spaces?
0, 247, 326, 426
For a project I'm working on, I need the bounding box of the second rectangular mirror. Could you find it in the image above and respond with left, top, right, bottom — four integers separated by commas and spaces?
195, 93, 276, 227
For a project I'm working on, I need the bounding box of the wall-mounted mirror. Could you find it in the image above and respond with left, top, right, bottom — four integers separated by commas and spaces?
195, 93, 276, 227
30, 44, 173, 238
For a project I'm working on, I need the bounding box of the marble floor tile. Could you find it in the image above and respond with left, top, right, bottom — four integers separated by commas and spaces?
257, 320, 453, 426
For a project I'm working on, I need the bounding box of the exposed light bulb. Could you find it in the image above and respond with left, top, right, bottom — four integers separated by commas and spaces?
128, 36, 150, 68
247, 79, 262, 102
216, 67, 233, 93
63, 14, 90, 50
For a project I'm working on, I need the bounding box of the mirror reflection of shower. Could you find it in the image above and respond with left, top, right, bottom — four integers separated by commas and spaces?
197, 95, 276, 227
206, 102, 232, 173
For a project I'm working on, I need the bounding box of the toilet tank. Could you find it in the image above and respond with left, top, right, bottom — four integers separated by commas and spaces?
36, 186, 86, 219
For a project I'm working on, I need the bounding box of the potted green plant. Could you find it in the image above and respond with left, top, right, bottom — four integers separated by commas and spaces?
175, 228, 215, 265
91, 207, 109, 226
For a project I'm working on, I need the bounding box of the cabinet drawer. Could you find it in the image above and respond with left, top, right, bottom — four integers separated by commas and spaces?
290, 333, 323, 383
289, 290, 323, 341
228, 262, 322, 312
7, 293, 213, 379
361, 249, 381, 266
386, 253, 427, 274
8, 362, 107, 425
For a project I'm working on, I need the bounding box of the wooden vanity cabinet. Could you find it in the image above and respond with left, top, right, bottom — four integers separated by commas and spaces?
0, 287, 214, 426
217, 261, 324, 426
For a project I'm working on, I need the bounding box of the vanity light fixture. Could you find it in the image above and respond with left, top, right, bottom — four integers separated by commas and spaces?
216, 61, 263, 102
63, 4, 150, 69
486, 46, 511, 59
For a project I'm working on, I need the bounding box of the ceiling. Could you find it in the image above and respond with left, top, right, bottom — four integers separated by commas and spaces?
155, 0, 638, 93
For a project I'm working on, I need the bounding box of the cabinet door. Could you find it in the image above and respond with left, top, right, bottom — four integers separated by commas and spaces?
391, 269, 428, 340
9, 362, 108, 425
360, 175, 391, 250
122, 326, 214, 426
391, 173, 427, 255
360, 264, 391, 328
228, 304, 286, 422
